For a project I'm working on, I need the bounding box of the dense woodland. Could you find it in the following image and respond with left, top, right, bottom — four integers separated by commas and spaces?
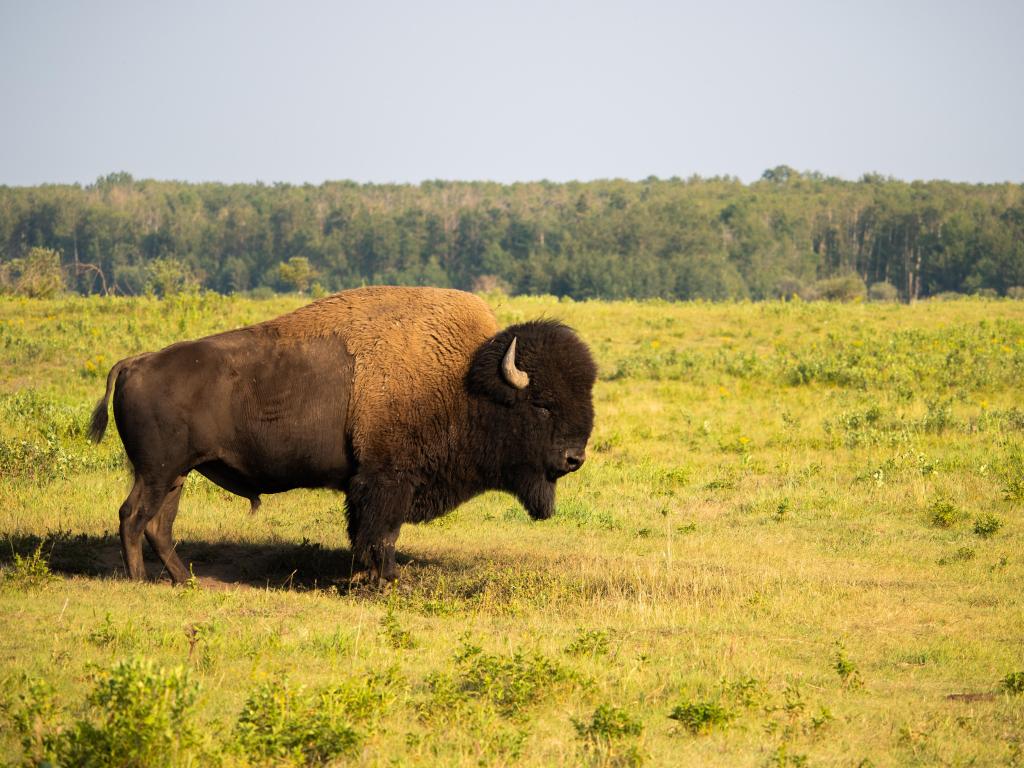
1, 167, 1022, 301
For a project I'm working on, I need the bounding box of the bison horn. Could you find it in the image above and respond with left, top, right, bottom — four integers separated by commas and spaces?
501, 337, 530, 389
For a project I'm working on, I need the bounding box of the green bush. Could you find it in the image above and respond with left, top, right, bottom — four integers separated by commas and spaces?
233, 669, 400, 764
833, 642, 864, 689
1002, 452, 1024, 504
276, 256, 320, 294
973, 514, 1003, 538
868, 281, 900, 302
802, 274, 867, 303
0, 543, 55, 591
928, 499, 965, 529
4, 659, 201, 768
233, 679, 360, 764
937, 546, 976, 565
0, 247, 66, 297
144, 258, 197, 298
574, 704, 645, 767
565, 629, 611, 658
422, 640, 578, 721
1002, 671, 1024, 695
668, 699, 733, 735
381, 607, 417, 649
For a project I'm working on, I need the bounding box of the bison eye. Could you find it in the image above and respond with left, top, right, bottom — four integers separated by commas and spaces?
532, 403, 551, 419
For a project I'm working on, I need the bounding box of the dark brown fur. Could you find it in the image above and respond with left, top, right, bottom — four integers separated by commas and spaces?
89, 287, 596, 583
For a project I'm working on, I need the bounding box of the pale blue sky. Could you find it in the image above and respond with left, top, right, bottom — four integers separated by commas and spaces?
1, 0, 1021, 186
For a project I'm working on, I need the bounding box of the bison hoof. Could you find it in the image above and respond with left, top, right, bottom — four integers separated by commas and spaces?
348, 569, 397, 589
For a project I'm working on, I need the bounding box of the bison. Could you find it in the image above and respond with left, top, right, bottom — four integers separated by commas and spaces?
89, 286, 596, 583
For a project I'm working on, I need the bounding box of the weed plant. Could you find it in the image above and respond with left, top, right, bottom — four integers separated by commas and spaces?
0, 543, 55, 591
574, 704, 645, 767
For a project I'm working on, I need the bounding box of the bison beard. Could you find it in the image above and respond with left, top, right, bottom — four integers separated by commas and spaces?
514, 475, 556, 520
88, 287, 596, 584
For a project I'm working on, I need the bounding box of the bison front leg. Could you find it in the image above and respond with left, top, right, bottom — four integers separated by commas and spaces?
346, 473, 412, 583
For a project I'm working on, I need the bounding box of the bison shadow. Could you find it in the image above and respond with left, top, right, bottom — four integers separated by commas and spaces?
0, 531, 431, 592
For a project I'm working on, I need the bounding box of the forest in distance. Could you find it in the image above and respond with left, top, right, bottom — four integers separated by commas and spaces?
1, 166, 1023, 303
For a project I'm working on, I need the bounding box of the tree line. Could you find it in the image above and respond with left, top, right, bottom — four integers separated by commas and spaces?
1, 167, 1022, 301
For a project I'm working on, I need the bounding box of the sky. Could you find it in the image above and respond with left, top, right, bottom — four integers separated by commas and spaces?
1, 0, 1022, 187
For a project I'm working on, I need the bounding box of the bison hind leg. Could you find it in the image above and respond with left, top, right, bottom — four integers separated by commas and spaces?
118, 477, 145, 580
120, 472, 185, 582
143, 476, 191, 584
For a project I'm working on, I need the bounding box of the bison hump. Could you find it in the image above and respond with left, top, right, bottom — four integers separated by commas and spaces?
267, 287, 498, 462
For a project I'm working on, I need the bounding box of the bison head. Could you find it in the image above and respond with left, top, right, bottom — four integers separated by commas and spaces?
467, 320, 597, 520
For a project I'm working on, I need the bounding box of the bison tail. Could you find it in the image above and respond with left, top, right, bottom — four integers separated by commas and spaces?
88, 357, 132, 444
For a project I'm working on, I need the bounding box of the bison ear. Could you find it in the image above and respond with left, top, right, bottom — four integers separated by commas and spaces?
467, 333, 527, 406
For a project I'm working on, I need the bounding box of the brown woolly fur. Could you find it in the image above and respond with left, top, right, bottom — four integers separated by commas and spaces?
262, 286, 499, 466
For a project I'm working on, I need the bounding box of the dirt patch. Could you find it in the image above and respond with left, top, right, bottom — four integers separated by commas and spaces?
945, 692, 997, 703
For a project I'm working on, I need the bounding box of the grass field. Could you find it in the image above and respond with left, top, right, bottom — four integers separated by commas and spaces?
1, 292, 1023, 767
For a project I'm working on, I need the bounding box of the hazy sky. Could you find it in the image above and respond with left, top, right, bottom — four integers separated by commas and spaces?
1, 0, 1022, 186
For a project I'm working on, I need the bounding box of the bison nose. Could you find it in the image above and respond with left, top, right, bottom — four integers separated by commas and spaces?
564, 449, 586, 472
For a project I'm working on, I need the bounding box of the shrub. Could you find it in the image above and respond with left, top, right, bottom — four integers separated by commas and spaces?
565, 629, 611, 658
1007, 286, 1024, 300
765, 743, 810, 767
973, 514, 1003, 539
380, 607, 416, 649
802, 274, 867, 303
276, 256, 320, 294
1002, 452, 1024, 504
833, 643, 864, 689
1001, 671, 1024, 695
1, 543, 56, 591
144, 258, 197, 298
868, 281, 900, 302
246, 285, 275, 300
232, 674, 397, 764
0, 433, 111, 485
422, 640, 578, 721
88, 613, 141, 651
4, 659, 201, 768
668, 699, 733, 735
937, 546, 976, 565
723, 676, 767, 709
574, 704, 645, 767
921, 397, 954, 433
928, 498, 965, 528
0, 247, 66, 297
4, 677, 64, 766
575, 703, 643, 741
774, 276, 805, 300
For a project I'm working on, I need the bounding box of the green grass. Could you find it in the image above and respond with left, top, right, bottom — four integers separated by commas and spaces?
1, 292, 1023, 766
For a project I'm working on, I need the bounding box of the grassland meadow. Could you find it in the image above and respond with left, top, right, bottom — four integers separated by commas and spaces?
1, 292, 1022, 766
